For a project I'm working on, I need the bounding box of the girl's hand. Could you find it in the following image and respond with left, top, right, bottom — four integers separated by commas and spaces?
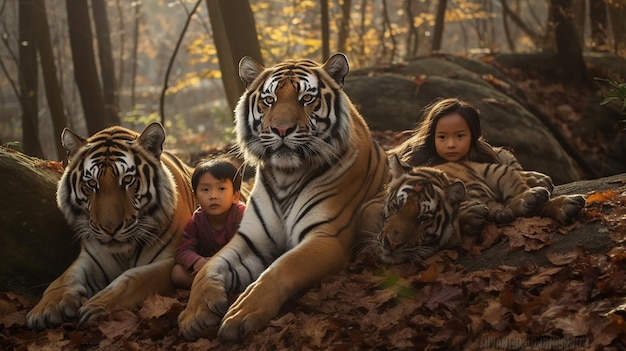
191, 257, 208, 275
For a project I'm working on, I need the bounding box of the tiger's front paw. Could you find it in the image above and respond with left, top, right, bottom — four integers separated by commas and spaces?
545, 194, 586, 224
460, 201, 488, 235
493, 208, 515, 224
77, 301, 109, 327
218, 280, 281, 342
521, 187, 550, 214
178, 276, 229, 341
26, 288, 82, 330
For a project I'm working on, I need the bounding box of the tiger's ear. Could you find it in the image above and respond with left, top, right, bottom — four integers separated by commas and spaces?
61, 128, 87, 159
389, 154, 411, 179
323, 53, 349, 87
138, 122, 166, 158
446, 181, 466, 204
239, 56, 265, 88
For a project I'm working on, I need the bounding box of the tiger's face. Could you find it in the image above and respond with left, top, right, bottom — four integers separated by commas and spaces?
57, 123, 177, 254
376, 156, 465, 264
234, 54, 352, 172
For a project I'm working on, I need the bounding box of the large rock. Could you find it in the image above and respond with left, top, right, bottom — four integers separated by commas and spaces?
345, 58, 580, 184
0, 148, 78, 298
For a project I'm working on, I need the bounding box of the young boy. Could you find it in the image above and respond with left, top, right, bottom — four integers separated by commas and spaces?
171, 158, 246, 289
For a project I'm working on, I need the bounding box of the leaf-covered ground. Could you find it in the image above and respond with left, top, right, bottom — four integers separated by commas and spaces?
1, 186, 625, 350
2, 61, 625, 350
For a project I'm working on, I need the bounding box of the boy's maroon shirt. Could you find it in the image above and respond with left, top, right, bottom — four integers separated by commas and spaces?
175, 202, 246, 270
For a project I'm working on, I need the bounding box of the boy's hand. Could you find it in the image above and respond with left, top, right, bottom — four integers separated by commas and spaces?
192, 257, 208, 275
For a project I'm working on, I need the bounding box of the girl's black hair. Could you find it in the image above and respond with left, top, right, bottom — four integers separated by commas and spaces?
389, 97, 501, 166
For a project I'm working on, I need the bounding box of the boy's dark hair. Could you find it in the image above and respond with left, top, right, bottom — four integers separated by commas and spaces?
191, 158, 242, 193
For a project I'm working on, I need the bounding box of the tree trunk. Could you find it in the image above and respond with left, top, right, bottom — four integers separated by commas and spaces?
92, 0, 120, 126
500, 0, 515, 52
130, 2, 141, 109
18, 0, 43, 158
205, 0, 263, 111
66, 0, 108, 135
34, 0, 67, 160
359, 0, 367, 64
431, 0, 447, 52
550, 0, 589, 85
404, 0, 419, 59
381, 0, 396, 61
589, 0, 608, 51
337, 0, 351, 55
607, 0, 625, 54
321, 0, 330, 61
499, 0, 539, 47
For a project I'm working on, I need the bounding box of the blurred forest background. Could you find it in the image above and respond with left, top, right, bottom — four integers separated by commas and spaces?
1, 0, 625, 161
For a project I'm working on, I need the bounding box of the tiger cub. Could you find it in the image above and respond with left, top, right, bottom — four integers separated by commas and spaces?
26, 123, 195, 330
374, 155, 585, 264
177, 54, 389, 341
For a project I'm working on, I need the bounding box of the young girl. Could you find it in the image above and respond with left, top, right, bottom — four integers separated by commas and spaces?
171, 158, 246, 290
389, 97, 502, 166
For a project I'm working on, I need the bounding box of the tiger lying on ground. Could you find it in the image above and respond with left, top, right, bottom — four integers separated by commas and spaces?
26, 123, 195, 330
177, 53, 389, 341
372, 154, 585, 264
493, 146, 554, 192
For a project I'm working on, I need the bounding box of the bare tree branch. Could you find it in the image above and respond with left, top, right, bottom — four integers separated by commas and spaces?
159, 0, 203, 125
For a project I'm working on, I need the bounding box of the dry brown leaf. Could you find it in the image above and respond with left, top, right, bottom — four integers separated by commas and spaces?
387, 327, 415, 348
521, 267, 563, 288
589, 317, 622, 348
552, 313, 589, 337
411, 74, 427, 86
35, 160, 65, 173
98, 309, 139, 339
0, 309, 26, 327
546, 251, 580, 266
411, 313, 445, 329
416, 264, 439, 283
425, 284, 464, 311
138, 293, 180, 320
502, 217, 554, 251
0, 292, 30, 317
46, 329, 65, 342
482, 300, 505, 329
302, 315, 331, 347
586, 190, 617, 204
477, 222, 502, 250
26, 338, 72, 351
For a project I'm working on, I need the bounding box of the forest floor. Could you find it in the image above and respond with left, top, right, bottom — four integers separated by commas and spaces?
1, 61, 626, 350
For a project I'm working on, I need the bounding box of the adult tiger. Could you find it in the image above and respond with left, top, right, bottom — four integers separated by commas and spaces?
26, 123, 195, 330
177, 53, 389, 341
373, 155, 585, 264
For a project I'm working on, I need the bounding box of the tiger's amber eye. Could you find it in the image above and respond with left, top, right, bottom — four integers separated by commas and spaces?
122, 175, 134, 186
263, 96, 275, 105
86, 179, 97, 189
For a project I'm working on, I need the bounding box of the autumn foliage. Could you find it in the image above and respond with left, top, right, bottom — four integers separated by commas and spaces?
1, 184, 625, 350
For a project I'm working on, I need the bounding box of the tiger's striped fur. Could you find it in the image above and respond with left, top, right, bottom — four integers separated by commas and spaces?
494, 146, 554, 192
374, 155, 466, 264
26, 123, 195, 330
373, 155, 584, 264
178, 53, 389, 341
